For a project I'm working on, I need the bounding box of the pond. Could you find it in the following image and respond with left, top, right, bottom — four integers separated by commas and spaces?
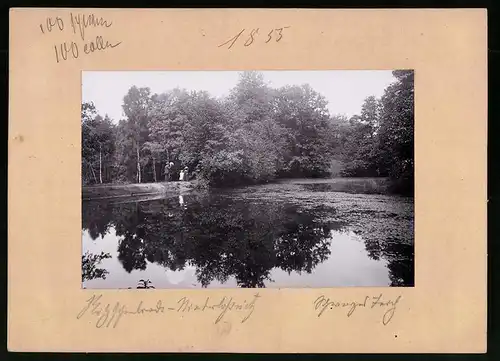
82, 178, 414, 289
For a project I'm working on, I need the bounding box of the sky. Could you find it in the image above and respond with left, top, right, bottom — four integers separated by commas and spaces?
82, 70, 396, 123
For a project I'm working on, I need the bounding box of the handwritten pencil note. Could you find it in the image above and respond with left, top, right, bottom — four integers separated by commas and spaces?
38, 13, 122, 63
76, 292, 401, 330
314, 294, 403, 326
218, 26, 291, 49
77, 293, 262, 329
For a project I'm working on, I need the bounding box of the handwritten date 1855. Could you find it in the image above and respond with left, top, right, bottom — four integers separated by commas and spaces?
218, 26, 291, 49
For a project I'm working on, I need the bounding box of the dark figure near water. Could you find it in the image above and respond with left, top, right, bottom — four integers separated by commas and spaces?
164, 162, 174, 182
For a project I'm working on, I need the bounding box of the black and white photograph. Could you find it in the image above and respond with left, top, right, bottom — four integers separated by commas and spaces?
81, 70, 414, 289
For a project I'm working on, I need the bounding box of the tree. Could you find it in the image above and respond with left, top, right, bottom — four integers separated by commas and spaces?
81, 102, 99, 184
114, 118, 137, 183
375, 70, 414, 194
146, 88, 192, 182
337, 96, 381, 177
272, 84, 333, 177
96, 115, 116, 183
122, 86, 152, 183
179, 91, 230, 172
81, 102, 116, 184
229, 71, 275, 125
359, 95, 381, 131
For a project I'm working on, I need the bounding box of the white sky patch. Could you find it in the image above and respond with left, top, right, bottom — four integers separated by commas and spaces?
82, 70, 396, 123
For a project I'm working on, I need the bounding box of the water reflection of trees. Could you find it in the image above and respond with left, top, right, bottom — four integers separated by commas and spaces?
82, 201, 114, 240
82, 196, 415, 288
82, 196, 337, 288
82, 251, 111, 282
384, 242, 414, 287
362, 231, 414, 287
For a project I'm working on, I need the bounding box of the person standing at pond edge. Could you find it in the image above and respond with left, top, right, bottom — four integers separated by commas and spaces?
164, 164, 169, 181
165, 162, 173, 182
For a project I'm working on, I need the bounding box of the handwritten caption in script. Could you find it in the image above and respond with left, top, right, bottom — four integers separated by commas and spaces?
218, 26, 291, 49
314, 294, 402, 325
77, 293, 261, 329
38, 13, 122, 64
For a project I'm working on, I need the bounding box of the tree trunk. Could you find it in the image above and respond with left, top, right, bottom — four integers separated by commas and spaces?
89, 163, 98, 184
99, 144, 103, 184
136, 143, 141, 183
152, 157, 157, 182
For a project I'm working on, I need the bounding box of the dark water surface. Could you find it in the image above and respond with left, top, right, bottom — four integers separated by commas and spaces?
82, 178, 414, 289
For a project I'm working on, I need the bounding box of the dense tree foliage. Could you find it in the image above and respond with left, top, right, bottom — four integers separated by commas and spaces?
81, 102, 116, 184
82, 70, 414, 195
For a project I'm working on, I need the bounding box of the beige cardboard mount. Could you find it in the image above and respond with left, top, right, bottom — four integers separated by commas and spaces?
8, 8, 487, 353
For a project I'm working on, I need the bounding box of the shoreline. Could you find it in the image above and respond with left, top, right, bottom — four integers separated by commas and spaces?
82, 177, 398, 201
82, 181, 195, 201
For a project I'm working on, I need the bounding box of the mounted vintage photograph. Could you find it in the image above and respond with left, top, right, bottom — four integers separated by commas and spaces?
81, 70, 414, 289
